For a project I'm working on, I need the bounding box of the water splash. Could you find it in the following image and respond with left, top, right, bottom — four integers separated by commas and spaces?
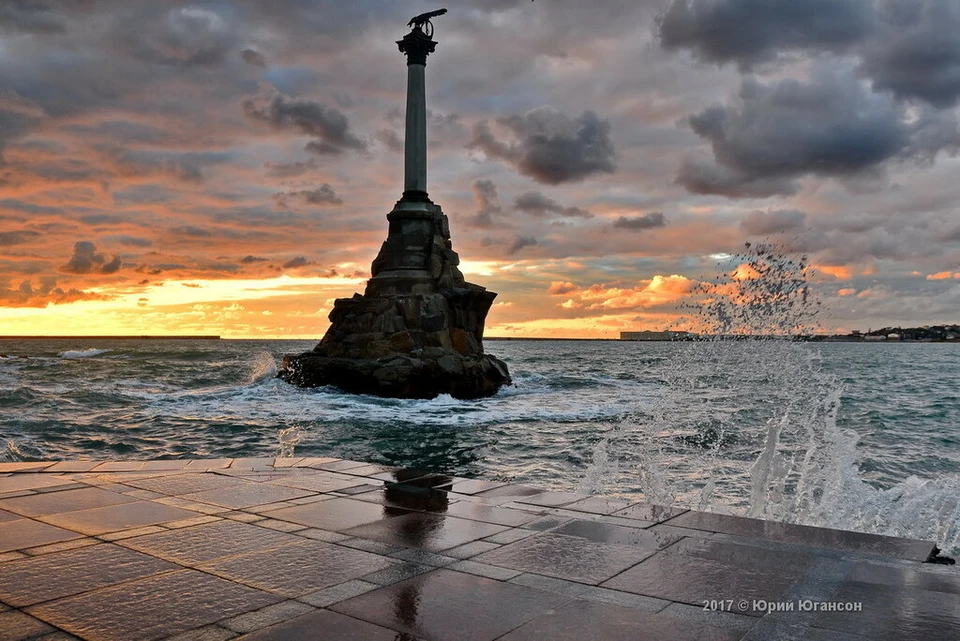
248, 351, 278, 383
59, 348, 111, 359
278, 426, 303, 458
583, 241, 960, 554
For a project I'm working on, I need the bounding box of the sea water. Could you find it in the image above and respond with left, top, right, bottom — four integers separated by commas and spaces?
1, 336, 958, 553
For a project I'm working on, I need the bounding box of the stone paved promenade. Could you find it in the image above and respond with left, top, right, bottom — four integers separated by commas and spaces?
1, 458, 958, 641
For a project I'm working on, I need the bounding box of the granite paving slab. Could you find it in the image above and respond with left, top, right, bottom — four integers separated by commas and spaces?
667, 510, 936, 561
118, 520, 303, 565
199, 539, 396, 597
262, 496, 407, 531
343, 512, 509, 552
0, 518, 83, 553
264, 472, 363, 493
235, 608, 415, 640
330, 568, 570, 641
0, 610, 55, 640
0, 460, 955, 641
36, 500, 199, 535
474, 531, 656, 585
813, 580, 960, 640
0, 487, 137, 517
0, 543, 177, 607
0, 474, 77, 494
601, 547, 811, 615
499, 598, 742, 641
551, 519, 685, 549
120, 472, 241, 496
28, 569, 282, 641
178, 483, 314, 509
443, 500, 541, 526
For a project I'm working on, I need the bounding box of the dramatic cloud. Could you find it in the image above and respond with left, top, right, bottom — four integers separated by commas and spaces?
612, 212, 666, 230
465, 179, 502, 228
242, 91, 367, 155
263, 159, 318, 178
240, 48, 266, 67
508, 235, 538, 255
60, 241, 121, 275
282, 256, 313, 269
0, 1, 66, 35
273, 184, 343, 208
658, 0, 873, 68
113, 6, 236, 68
547, 281, 580, 295
659, 1, 960, 107
676, 69, 960, 197
0, 230, 41, 246
514, 192, 592, 218
741, 209, 807, 235
864, 0, 960, 107
0, 90, 44, 159
468, 107, 616, 184
240, 255, 268, 264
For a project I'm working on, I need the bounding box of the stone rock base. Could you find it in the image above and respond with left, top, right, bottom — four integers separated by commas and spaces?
278, 352, 511, 400
277, 197, 510, 399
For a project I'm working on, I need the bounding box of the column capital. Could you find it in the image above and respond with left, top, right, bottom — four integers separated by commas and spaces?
397, 28, 437, 66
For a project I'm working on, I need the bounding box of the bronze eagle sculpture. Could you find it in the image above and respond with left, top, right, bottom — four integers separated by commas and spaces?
408, 8, 447, 31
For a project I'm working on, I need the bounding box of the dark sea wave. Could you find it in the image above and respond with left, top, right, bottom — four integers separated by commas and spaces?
1, 337, 958, 553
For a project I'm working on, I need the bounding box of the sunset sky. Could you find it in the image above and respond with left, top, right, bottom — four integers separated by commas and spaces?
2, 0, 960, 338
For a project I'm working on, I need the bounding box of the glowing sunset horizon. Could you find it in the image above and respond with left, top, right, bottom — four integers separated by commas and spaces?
3, 2, 960, 339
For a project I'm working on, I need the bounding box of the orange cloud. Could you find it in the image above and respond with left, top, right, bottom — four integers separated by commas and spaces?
837, 288, 857, 297
926, 271, 960, 280
547, 281, 580, 295
814, 265, 853, 280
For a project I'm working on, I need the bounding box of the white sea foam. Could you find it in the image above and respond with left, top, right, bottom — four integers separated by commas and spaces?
59, 348, 111, 359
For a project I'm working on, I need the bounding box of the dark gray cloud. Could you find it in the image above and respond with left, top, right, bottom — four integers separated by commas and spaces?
375, 129, 404, 153
110, 5, 236, 68
263, 159, 317, 177
242, 91, 367, 155
104, 234, 153, 248
514, 192, 593, 218
273, 184, 343, 208
0, 230, 41, 246
741, 209, 807, 235
240, 255, 268, 264
864, 1, 960, 107
676, 157, 799, 198
240, 48, 266, 67
282, 256, 312, 269
465, 179, 502, 228
676, 70, 947, 197
508, 235, 538, 255
0, 90, 44, 160
170, 226, 213, 238
468, 107, 616, 184
60, 241, 121, 274
612, 212, 666, 230
658, 0, 873, 68
0, 1, 66, 35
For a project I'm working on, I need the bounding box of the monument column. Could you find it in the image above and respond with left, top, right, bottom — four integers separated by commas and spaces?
277, 9, 511, 400
398, 29, 435, 202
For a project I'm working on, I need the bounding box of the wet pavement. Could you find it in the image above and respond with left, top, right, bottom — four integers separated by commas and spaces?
0, 457, 957, 640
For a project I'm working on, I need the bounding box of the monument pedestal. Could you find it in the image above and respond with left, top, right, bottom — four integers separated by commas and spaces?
279, 198, 511, 399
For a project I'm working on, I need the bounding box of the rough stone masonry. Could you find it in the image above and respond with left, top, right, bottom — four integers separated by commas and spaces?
279, 10, 511, 399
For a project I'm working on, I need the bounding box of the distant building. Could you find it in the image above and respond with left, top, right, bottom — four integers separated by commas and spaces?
864, 335, 886, 341
620, 330, 694, 341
